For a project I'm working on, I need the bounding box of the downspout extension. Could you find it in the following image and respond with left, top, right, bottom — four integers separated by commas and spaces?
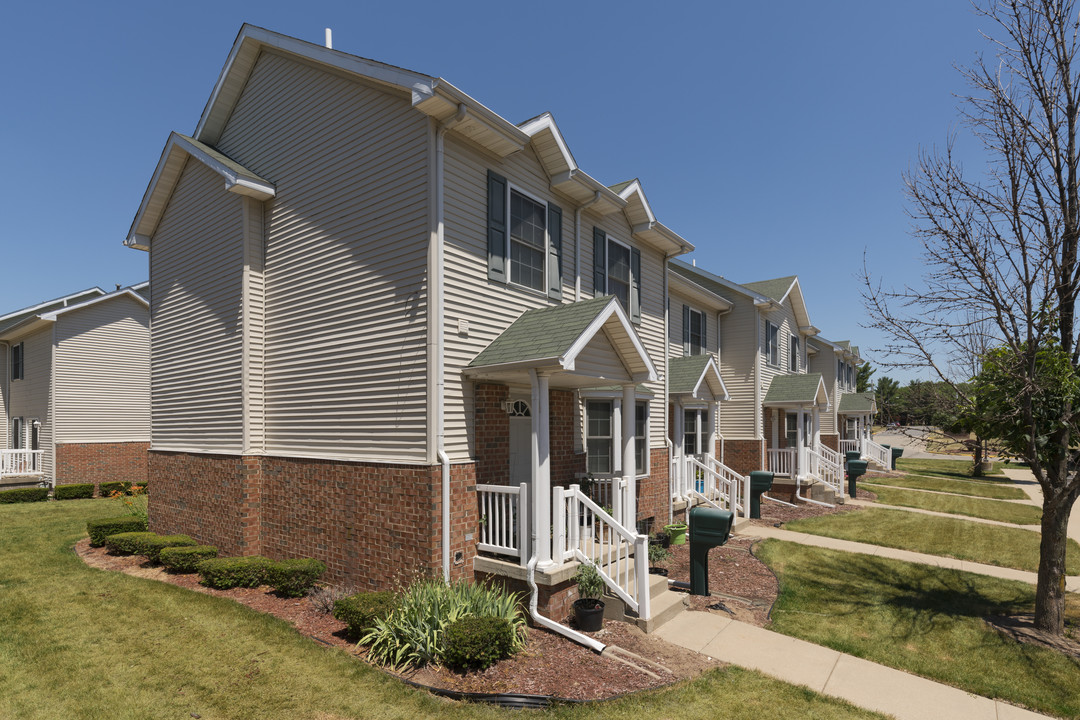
436, 104, 467, 583
574, 192, 602, 302
527, 555, 606, 654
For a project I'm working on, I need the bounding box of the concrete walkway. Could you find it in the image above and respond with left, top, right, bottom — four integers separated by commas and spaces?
655, 612, 1054, 720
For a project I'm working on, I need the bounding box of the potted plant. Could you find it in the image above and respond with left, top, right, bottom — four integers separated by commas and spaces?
572, 560, 605, 632
664, 521, 688, 545
647, 541, 671, 576
650, 530, 671, 548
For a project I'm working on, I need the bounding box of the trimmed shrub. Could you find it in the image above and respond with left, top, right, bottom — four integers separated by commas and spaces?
196, 556, 273, 589
159, 545, 219, 573
442, 616, 515, 670
266, 558, 327, 598
0, 487, 48, 504
54, 484, 94, 501
104, 531, 159, 555
86, 515, 148, 547
333, 591, 398, 638
138, 534, 197, 563
98, 481, 132, 498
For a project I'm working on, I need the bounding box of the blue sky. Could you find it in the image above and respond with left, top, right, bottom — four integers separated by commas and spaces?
0, 1, 987, 383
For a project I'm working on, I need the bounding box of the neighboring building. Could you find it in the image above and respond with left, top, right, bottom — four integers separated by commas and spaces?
0, 285, 150, 490
126, 25, 696, 624
807, 336, 875, 453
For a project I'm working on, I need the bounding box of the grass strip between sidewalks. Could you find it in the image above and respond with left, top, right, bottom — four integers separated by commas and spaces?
867, 485, 1043, 525
784, 507, 1080, 574
0, 500, 888, 720
864, 474, 1029, 500
757, 540, 1080, 720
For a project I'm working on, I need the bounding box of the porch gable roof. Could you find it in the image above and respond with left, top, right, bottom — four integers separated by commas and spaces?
669, 355, 729, 400
838, 391, 877, 414
467, 296, 657, 383
763, 372, 829, 408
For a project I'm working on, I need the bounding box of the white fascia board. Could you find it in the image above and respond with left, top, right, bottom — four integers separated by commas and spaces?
617, 180, 655, 224
197, 24, 436, 144
518, 113, 577, 173
801, 324, 820, 337
0, 288, 106, 323
423, 79, 530, 152
669, 273, 734, 313
0, 316, 53, 343
40, 289, 150, 320
562, 300, 658, 383
172, 134, 276, 200
691, 357, 730, 401
672, 261, 772, 305
462, 357, 565, 376
549, 170, 625, 214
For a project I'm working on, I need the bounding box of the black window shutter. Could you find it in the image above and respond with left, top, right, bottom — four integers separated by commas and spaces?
630, 247, 642, 323
593, 227, 606, 297
547, 203, 563, 300
682, 305, 691, 355
487, 170, 507, 282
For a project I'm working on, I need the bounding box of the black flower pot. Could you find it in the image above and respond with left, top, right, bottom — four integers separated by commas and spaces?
573, 598, 605, 632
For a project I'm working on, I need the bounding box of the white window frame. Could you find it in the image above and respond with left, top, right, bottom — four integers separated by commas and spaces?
506, 184, 549, 295
581, 391, 652, 478
11, 417, 24, 450
687, 307, 706, 356
764, 321, 779, 366
606, 235, 633, 311
789, 334, 800, 372
11, 342, 24, 381
634, 400, 649, 476
585, 400, 614, 476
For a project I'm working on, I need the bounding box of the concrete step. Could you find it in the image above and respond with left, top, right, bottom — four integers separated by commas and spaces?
597, 559, 690, 634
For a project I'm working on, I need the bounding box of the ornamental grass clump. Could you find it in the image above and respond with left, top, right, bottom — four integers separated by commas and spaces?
441, 616, 515, 671
196, 556, 273, 589
159, 545, 219, 573
86, 515, 148, 547
361, 579, 525, 670
333, 591, 398, 639
54, 484, 94, 501
266, 558, 327, 597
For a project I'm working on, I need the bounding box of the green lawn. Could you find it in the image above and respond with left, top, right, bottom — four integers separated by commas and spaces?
864, 474, 1029, 500
0, 500, 887, 720
784, 508, 1080, 574
758, 540, 1080, 719
868, 485, 1043, 525
894, 457, 1008, 479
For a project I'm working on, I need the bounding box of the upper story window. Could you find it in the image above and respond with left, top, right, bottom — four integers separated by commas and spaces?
634, 401, 648, 475
593, 228, 641, 323
10, 342, 23, 381
789, 334, 800, 372
764, 321, 779, 366
11, 417, 23, 450
683, 306, 705, 355
837, 358, 844, 386
586, 400, 613, 475
486, 170, 563, 300
846, 362, 854, 389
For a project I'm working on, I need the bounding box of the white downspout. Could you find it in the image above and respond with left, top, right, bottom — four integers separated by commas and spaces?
526, 556, 605, 653
435, 103, 467, 582
574, 192, 602, 301
754, 307, 763, 470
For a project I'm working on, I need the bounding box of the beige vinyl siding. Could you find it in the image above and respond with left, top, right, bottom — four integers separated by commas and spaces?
216, 50, 431, 463
808, 343, 838, 434
759, 300, 801, 389
151, 159, 245, 452
668, 290, 718, 362
53, 296, 150, 443
575, 334, 633, 381
717, 298, 760, 439
7, 328, 53, 476
0, 346, 7, 448
442, 138, 577, 461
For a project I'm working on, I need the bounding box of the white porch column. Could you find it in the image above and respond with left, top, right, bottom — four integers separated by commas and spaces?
707, 403, 718, 461
795, 407, 806, 480
621, 382, 637, 531
530, 369, 553, 567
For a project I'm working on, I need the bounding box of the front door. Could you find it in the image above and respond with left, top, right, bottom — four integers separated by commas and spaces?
508, 398, 532, 486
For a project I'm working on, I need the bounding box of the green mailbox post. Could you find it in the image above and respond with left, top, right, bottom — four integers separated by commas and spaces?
748, 471, 774, 519
847, 459, 868, 498
688, 506, 734, 596
890, 446, 904, 470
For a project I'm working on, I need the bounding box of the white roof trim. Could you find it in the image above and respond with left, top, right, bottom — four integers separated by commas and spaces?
562, 298, 658, 382
0, 287, 105, 323
519, 112, 577, 173
39, 288, 149, 320
691, 356, 730, 401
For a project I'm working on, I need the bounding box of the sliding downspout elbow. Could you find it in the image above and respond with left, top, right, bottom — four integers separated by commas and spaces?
574, 192, 602, 301
527, 555, 606, 654
436, 104, 467, 583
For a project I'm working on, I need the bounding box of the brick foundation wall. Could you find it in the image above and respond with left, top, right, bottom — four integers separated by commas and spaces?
720, 438, 764, 477
636, 446, 670, 534
476, 571, 578, 625
55, 442, 148, 487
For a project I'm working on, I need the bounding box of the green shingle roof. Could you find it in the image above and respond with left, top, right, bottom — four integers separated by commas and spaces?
743, 276, 797, 304
669, 355, 714, 394
764, 373, 825, 404
838, 392, 876, 414
469, 296, 615, 367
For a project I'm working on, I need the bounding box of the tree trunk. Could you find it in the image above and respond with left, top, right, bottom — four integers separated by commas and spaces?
1034, 494, 1074, 633
972, 442, 984, 477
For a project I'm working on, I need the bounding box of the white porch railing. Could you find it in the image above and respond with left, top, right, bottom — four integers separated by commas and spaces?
0, 450, 44, 478
805, 446, 843, 495
767, 448, 793, 477
674, 455, 750, 518
818, 444, 842, 468
839, 439, 860, 456
554, 484, 650, 621
863, 438, 891, 469
476, 483, 529, 567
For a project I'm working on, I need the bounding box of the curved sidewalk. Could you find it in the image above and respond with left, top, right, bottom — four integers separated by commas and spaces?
655, 611, 1054, 720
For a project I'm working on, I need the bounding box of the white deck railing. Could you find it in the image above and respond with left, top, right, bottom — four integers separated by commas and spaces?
767, 448, 793, 477
554, 484, 649, 621
805, 446, 843, 495
476, 483, 529, 567
676, 455, 750, 518
0, 450, 44, 478
818, 444, 842, 467
839, 439, 860, 456
863, 439, 891, 469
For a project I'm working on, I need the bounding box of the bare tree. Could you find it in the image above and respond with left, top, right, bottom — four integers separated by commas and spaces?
863, 0, 1080, 635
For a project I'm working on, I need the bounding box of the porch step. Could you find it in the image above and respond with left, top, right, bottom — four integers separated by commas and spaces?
599, 559, 689, 634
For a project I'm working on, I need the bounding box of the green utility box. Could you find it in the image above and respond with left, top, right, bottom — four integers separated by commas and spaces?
748, 470, 774, 519
688, 506, 734, 596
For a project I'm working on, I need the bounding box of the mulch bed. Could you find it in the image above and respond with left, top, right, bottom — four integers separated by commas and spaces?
72, 494, 866, 703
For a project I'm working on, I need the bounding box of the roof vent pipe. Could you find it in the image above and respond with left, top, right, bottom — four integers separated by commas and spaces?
325, 28, 332, 49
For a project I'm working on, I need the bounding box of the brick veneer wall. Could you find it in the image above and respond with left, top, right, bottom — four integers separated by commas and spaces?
55, 442, 148, 487
475, 383, 509, 486
720, 438, 764, 477
636, 446, 670, 534
550, 389, 585, 486
820, 433, 840, 452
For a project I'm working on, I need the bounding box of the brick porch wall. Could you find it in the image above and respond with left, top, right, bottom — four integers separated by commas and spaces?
550, 388, 585, 486
636, 446, 670, 534
475, 383, 509, 486
820, 433, 840, 452
719, 438, 764, 477
55, 442, 148, 487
